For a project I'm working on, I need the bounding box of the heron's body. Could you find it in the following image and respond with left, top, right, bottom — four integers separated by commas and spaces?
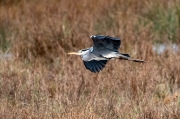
81, 47, 120, 61
68, 35, 145, 73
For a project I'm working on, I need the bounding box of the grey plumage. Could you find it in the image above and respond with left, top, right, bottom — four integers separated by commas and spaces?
83, 60, 107, 73
68, 35, 145, 73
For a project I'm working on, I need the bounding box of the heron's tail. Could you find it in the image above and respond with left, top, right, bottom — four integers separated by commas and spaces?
122, 54, 130, 57
119, 54, 145, 63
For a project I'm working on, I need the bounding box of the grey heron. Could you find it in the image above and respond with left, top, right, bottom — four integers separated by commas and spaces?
68, 35, 145, 73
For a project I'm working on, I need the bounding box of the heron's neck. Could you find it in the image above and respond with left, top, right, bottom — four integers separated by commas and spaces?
81, 50, 89, 55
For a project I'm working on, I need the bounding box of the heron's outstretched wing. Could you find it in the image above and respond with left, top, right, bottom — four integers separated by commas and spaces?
90, 35, 121, 52
83, 60, 108, 73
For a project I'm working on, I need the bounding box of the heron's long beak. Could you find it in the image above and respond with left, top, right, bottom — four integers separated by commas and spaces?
68, 52, 81, 55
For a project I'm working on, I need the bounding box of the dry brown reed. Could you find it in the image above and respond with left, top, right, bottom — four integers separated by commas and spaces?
0, 0, 180, 118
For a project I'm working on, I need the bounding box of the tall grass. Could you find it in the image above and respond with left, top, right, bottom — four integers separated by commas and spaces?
0, 27, 10, 52
0, 0, 180, 118
141, 3, 180, 43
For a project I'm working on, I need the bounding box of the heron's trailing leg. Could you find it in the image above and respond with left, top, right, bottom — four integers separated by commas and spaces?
119, 54, 145, 63
128, 58, 145, 63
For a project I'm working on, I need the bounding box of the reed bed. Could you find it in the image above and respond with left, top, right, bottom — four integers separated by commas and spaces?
0, 0, 180, 118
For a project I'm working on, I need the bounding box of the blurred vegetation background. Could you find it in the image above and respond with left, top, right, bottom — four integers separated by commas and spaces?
0, 0, 180, 118
0, 0, 179, 61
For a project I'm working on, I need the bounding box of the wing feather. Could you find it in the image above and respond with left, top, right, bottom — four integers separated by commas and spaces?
83, 60, 108, 73
91, 35, 121, 52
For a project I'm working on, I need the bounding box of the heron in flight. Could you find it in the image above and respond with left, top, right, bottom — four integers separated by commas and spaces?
68, 35, 145, 73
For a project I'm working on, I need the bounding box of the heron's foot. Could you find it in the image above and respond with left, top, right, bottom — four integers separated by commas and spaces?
133, 59, 145, 63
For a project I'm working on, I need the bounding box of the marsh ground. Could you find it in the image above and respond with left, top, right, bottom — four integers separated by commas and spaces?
0, 0, 180, 118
